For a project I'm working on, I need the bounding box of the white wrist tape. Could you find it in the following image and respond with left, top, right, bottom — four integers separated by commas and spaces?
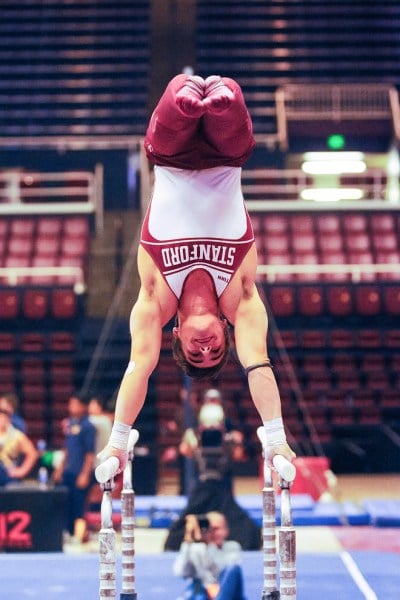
109, 421, 131, 451
263, 417, 286, 447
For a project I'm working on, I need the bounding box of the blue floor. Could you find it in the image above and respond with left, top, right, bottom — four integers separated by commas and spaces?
1, 550, 399, 599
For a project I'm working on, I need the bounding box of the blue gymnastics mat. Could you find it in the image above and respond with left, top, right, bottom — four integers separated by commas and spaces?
1, 550, 399, 599
362, 499, 400, 527
112, 494, 371, 528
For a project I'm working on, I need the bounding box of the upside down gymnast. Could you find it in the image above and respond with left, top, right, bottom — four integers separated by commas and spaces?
98, 73, 296, 474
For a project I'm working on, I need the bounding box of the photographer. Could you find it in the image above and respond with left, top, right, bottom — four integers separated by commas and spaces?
173, 512, 247, 600
164, 391, 261, 551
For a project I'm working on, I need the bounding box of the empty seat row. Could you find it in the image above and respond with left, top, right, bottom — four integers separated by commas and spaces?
0, 288, 80, 320
251, 212, 400, 236
0, 216, 90, 286
264, 283, 400, 318
0, 331, 74, 353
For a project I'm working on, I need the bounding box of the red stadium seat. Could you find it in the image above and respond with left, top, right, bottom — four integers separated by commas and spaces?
354, 285, 382, 315
302, 355, 328, 374
331, 353, 357, 375
371, 232, 397, 253
22, 289, 49, 319
369, 213, 395, 234
273, 330, 298, 349
7, 236, 32, 258
0, 219, 9, 238
61, 236, 88, 258
263, 215, 288, 235
63, 216, 89, 238
34, 236, 60, 257
51, 288, 77, 318
358, 406, 381, 426
315, 214, 341, 235
266, 286, 295, 317
342, 214, 367, 233
36, 217, 63, 238
20, 333, 46, 353
49, 332, 75, 352
300, 330, 326, 348
10, 218, 35, 238
290, 214, 315, 233
326, 285, 353, 316
21, 383, 47, 404
20, 357, 46, 384
263, 234, 290, 255
319, 233, 343, 254
50, 357, 75, 384
0, 358, 16, 387
344, 232, 371, 253
329, 329, 354, 349
356, 329, 382, 348
382, 285, 400, 315
298, 285, 324, 316
0, 289, 20, 319
329, 406, 356, 426
292, 233, 316, 254
0, 333, 15, 352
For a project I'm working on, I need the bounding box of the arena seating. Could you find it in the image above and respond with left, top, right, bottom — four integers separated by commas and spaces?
0, 0, 149, 139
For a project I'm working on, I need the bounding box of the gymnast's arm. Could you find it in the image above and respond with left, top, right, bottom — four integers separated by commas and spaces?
99, 248, 178, 470
232, 280, 296, 463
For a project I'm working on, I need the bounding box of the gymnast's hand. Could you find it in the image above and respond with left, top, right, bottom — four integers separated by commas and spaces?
97, 444, 128, 475
265, 441, 296, 471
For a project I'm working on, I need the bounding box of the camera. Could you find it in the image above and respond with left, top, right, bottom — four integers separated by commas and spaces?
197, 515, 210, 532
201, 428, 223, 448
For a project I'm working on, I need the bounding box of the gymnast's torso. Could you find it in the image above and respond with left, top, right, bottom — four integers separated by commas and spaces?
140, 165, 255, 298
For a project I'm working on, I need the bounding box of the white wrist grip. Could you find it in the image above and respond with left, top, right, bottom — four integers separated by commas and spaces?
95, 456, 119, 484
257, 426, 296, 482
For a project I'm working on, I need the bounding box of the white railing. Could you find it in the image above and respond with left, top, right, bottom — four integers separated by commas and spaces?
0, 266, 85, 294
0, 166, 104, 232
242, 167, 397, 204
256, 262, 400, 283
275, 83, 400, 149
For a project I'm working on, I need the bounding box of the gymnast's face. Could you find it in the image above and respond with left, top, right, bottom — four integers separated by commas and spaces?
173, 314, 227, 368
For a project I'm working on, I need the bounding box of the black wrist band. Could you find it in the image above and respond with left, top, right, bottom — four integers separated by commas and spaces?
244, 360, 273, 376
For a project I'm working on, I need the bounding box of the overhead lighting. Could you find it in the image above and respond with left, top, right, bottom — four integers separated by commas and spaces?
303, 152, 365, 161
300, 188, 364, 202
301, 151, 367, 175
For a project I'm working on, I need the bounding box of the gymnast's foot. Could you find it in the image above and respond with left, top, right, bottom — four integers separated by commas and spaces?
203, 75, 234, 113
176, 75, 206, 117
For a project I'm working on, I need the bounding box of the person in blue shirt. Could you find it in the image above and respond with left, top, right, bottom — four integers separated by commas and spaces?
53, 393, 95, 543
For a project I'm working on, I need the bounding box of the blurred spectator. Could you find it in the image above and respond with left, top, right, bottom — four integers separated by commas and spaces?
88, 395, 112, 468
173, 511, 247, 600
53, 393, 96, 543
164, 389, 261, 552
160, 387, 201, 495
0, 394, 38, 486
179, 388, 244, 493
0, 391, 27, 433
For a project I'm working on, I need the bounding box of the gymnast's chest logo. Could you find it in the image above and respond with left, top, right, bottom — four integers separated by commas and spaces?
161, 243, 236, 269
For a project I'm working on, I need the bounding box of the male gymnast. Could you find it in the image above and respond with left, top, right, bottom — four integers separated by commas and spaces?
98, 74, 296, 473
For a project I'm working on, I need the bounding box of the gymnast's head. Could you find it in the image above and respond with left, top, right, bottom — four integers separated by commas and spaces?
172, 313, 231, 379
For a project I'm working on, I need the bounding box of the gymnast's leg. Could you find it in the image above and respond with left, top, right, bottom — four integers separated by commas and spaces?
144, 74, 204, 162
202, 76, 255, 165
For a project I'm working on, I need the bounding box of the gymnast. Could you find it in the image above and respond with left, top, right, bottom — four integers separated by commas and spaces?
97, 73, 296, 474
